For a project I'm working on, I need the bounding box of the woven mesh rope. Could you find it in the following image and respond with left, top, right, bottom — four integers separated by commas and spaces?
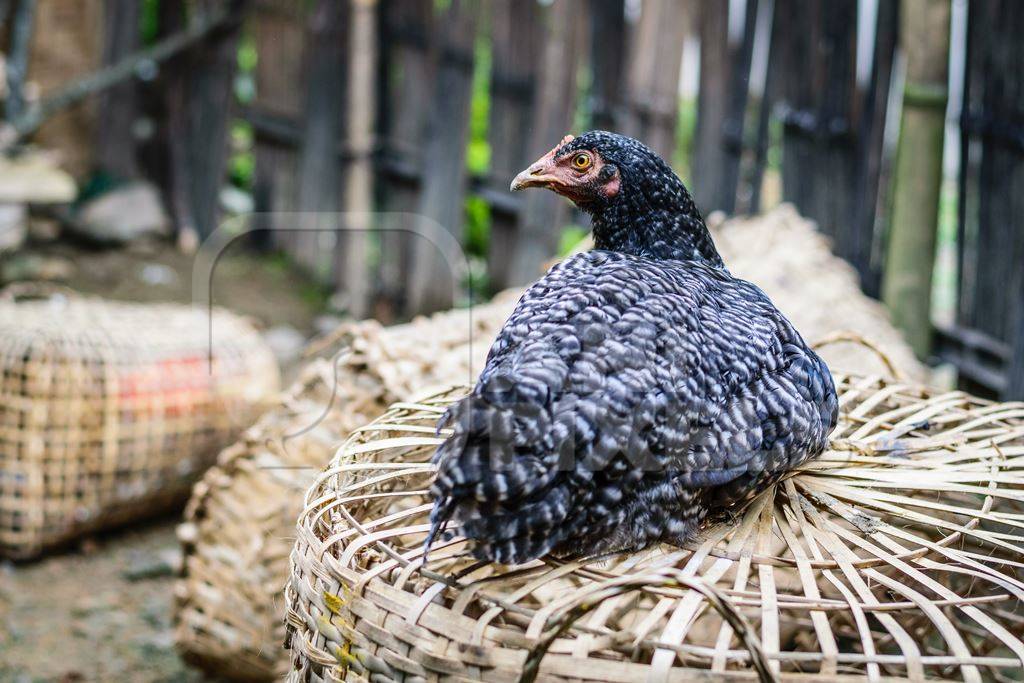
0, 286, 279, 558
175, 294, 519, 681
285, 374, 1024, 682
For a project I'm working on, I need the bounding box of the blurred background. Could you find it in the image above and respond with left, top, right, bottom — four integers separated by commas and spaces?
1, 0, 1022, 680
2, 0, 1019, 397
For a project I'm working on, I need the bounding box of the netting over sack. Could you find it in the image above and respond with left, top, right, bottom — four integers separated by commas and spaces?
174, 294, 518, 680
285, 375, 1024, 682
0, 285, 279, 558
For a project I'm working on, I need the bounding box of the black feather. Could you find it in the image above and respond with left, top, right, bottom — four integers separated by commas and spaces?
427, 132, 838, 565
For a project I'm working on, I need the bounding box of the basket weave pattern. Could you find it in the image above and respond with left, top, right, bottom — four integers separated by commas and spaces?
175, 295, 519, 680
0, 292, 279, 558
285, 375, 1024, 682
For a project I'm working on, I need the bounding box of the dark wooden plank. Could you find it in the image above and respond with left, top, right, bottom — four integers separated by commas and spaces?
164, 0, 245, 242
376, 0, 435, 317
1009, 296, 1024, 400
588, 0, 625, 131
294, 0, 348, 275
250, 0, 308, 252
485, 0, 541, 292
3, 0, 36, 124
955, 0, 1024, 398
852, 0, 898, 298
0, 0, 12, 35
775, 1, 860, 266
958, 0, 1023, 345
620, 0, 686, 162
506, 0, 586, 287
406, 0, 480, 314
693, 0, 758, 214
693, 0, 729, 212
96, 0, 141, 179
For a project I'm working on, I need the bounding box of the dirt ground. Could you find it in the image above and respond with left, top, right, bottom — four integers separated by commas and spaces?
0, 238, 329, 682
0, 520, 205, 683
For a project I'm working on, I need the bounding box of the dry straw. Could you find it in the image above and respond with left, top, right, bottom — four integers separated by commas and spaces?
175, 294, 519, 680
285, 374, 1024, 682
0, 284, 279, 559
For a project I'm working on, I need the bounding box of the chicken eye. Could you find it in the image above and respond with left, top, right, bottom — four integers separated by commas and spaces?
571, 153, 592, 170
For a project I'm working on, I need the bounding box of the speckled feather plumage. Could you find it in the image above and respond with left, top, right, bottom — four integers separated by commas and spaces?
429, 132, 837, 565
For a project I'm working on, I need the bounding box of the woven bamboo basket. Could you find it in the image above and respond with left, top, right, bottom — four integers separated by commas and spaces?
176, 205, 930, 680
174, 294, 519, 680
0, 284, 279, 559
285, 374, 1024, 682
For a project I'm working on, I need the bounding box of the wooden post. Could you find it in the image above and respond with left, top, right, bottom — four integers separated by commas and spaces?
334, 0, 376, 320
954, 0, 1024, 398
506, 0, 586, 287
295, 0, 348, 275
376, 0, 434, 316
96, 0, 141, 179
1012, 282, 1024, 399
693, 0, 758, 214
406, 0, 479, 314
485, 0, 541, 292
3, 0, 35, 124
249, 0, 308, 253
620, 0, 686, 162
588, 0, 625, 132
0, 1, 11, 34
775, 0, 859, 263
747, 0, 778, 215
853, 0, 899, 298
164, 0, 245, 243
882, 0, 950, 358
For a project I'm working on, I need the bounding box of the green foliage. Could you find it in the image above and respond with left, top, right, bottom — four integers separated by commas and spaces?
140, 0, 161, 45
465, 196, 491, 257
573, 64, 594, 134
466, 35, 492, 175
464, 33, 492, 277
673, 97, 698, 183
228, 121, 255, 190
238, 34, 258, 73
558, 225, 589, 256
235, 30, 258, 104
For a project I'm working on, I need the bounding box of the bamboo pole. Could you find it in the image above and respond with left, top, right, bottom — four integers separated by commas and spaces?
882, 0, 950, 358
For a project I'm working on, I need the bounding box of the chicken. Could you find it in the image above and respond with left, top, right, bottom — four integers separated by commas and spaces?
427, 131, 838, 565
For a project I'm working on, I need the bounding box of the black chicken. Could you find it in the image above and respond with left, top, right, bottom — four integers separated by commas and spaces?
428, 131, 838, 565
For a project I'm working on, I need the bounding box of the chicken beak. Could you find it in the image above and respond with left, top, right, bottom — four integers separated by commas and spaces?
510, 134, 575, 192
510, 161, 559, 192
